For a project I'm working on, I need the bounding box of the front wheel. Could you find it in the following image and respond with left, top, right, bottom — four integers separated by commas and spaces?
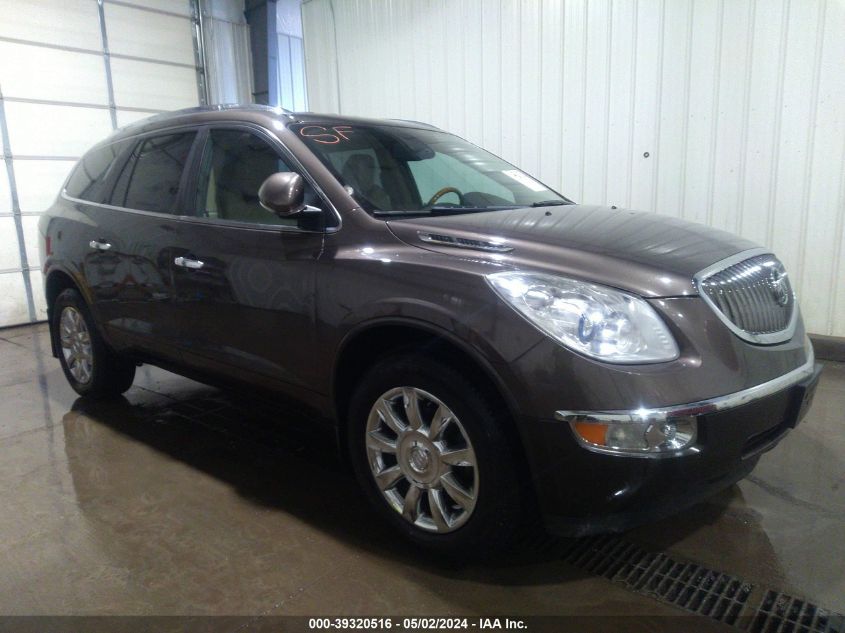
348, 355, 527, 557
53, 288, 136, 398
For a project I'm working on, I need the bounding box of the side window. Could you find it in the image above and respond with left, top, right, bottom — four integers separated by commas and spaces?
65, 138, 134, 203
110, 132, 196, 213
195, 129, 315, 227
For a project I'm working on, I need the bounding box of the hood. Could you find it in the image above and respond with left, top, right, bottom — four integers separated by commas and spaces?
386, 204, 759, 297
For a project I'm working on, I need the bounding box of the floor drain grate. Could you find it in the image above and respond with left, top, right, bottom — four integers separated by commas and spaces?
562, 536, 753, 626
749, 591, 845, 633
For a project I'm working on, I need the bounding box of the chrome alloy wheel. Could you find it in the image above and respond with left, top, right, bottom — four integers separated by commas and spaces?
365, 387, 478, 533
59, 306, 93, 384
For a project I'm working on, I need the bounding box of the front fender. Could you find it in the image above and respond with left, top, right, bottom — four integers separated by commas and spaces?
318, 251, 550, 419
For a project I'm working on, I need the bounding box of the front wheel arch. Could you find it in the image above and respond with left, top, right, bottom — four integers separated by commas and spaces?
332, 321, 540, 531
332, 319, 523, 446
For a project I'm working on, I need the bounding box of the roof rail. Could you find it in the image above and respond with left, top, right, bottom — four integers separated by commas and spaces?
118, 104, 295, 130
388, 118, 440, 130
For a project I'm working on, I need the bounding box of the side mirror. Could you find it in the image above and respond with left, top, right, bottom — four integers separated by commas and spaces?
258, 172, 305, 217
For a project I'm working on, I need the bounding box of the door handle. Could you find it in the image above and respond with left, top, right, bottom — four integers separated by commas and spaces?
174, 256, 204, 270
89, 239, 112, 251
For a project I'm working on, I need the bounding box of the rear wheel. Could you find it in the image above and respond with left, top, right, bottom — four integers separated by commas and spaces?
348, 355, 526, 557
53, 288, 135, 398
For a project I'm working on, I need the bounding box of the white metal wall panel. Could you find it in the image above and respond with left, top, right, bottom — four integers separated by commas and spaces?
302, 0, 845, 337
709, 0, 752, 235
29, 270, 47, 320
115, 109, 155, 128
3, 102, 113, 156
0, 42, 110, 105
277, 0, 308, 111
0, 0, 103, 50
13, 160, 76, 213
0, 217, 20, 270
277, 34, 308, 111
116, 0, 191, 17
300, 0, 338, 113
203, 9, 253, 105
0, 0, 203, 328
0, 273, 29, 326
20, 214, 41, 276
105, 3, 196, 66
0, 160, 10, 325
807, 0, 845, 335
0, 159, 10, 212
109, 57, 199, 111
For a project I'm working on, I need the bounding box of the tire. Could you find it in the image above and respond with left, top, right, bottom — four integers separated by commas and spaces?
52, 287, 136, 398
348, 354, 528, 558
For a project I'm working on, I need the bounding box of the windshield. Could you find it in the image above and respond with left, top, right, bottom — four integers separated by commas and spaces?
291, 123, 569, 216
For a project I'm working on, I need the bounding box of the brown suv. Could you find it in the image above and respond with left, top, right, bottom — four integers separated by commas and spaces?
39, 105, 821, 555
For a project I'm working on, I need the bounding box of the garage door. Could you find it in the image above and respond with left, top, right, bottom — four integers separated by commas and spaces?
0, 0, 205, 328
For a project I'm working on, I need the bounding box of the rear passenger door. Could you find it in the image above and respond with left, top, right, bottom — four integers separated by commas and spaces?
94, 130, 199, 358
64, 136, 136, 330
172, 126, 327, 393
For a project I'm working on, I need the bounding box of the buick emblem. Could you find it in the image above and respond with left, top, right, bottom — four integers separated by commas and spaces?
769, 268, 790, 307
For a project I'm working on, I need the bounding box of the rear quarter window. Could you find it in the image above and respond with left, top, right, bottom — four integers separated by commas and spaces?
64, 138, 134, 203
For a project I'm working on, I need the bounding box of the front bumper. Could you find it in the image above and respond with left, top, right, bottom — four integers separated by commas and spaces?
522, 358, 823, 536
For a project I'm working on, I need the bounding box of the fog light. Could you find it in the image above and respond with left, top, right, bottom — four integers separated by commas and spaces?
569, 414, 696, 456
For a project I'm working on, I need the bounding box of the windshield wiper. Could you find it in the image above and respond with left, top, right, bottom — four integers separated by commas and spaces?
530, 200, 569, 207
428, 205, 515, 215
373, 205, 516, 217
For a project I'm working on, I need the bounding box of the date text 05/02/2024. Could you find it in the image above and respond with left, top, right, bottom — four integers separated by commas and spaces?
308, 618, 528, 630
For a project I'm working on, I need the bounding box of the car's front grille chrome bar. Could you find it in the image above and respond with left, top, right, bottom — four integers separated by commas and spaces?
694, 248, 798, 345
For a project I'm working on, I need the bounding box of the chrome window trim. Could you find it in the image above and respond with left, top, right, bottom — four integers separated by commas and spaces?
555, 346, 817, 459
60, 192, 326, 235
693, 247, 799, 345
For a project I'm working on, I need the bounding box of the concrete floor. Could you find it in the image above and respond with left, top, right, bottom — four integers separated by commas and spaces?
0, 323, 842, 626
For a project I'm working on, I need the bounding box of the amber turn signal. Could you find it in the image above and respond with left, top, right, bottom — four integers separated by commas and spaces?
573, 422, 608, 446
568, 415, 697, 455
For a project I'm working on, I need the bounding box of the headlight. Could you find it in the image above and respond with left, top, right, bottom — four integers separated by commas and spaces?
486, 271, 679, 363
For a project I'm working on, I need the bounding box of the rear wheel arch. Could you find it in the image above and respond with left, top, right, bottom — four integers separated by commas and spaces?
52, 286, 135, 398
45, 267, 115, 357
45, 269, 84, 357
46, 269, 81, 308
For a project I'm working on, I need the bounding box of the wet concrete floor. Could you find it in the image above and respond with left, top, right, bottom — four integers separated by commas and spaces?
0, 323, 842, 626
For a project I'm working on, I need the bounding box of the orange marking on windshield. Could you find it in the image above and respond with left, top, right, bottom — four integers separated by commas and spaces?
299, 125, 354, 144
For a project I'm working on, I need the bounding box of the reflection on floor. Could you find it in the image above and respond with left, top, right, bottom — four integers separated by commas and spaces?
0, 323, 842, 624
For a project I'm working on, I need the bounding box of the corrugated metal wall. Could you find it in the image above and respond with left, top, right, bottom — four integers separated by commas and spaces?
203, 0, 254, 105
302, 0, 845, 337
277, 0, 309, 111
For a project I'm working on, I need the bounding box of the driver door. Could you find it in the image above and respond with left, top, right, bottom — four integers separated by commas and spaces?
172, 126, 326, 392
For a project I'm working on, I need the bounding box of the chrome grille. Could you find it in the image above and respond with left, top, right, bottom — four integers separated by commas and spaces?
697, 253, 795, 342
